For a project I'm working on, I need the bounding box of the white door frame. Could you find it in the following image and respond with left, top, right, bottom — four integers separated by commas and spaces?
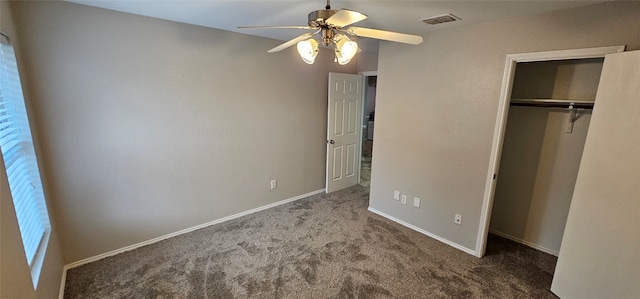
359, 71, 378, 77
474, 45, 625, 257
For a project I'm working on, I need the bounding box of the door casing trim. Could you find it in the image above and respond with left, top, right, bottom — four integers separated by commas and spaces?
475, 45, 625, 257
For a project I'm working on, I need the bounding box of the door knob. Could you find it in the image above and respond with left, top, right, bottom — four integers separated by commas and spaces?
328, 140, 335, 144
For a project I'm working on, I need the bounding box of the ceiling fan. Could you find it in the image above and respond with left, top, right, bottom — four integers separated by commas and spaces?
239, 0, 424, 65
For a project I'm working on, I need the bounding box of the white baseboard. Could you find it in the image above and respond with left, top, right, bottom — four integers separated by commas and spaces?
488, 229, 559, 256
367, 207, 477, 256
63, 189, 325, 272
58, 265, 67, 299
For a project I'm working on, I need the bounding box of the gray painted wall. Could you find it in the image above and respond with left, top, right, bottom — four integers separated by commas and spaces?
5, 0, 640, 296
490, 107, 591, 254
11, 1, 356, 263
356, 51, 379, 73
551, 50, 640, 299
369, 1, 640, 252
510, 59, 603, 101
1, 1, 64, 297
1, 159, 64, 299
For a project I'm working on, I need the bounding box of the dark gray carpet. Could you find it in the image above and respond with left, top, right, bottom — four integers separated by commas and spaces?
64, 186, 558, 298
360, 139, 373, 187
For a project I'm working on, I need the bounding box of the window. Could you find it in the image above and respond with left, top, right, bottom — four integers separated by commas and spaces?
0, 35, 51, 287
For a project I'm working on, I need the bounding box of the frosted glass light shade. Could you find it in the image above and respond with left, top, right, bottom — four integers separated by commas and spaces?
296, 39, 319, 64
334, 34, 358, 65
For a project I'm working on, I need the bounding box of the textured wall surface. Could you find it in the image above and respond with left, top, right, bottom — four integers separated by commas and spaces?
356, 51, 379, 73
1, 1, 65, 298
490, 107, 591, 254
369, 1, 640, 252
12, 1, 355, 263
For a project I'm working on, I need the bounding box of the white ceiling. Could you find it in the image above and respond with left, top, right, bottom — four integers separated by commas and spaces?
65, 0, 607, 52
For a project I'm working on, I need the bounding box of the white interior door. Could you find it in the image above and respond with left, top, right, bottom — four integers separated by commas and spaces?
551, 50, 640, 299
326, 73, 364, 193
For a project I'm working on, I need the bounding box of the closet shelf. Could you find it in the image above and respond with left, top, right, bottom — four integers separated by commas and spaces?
511, 99, 594, 109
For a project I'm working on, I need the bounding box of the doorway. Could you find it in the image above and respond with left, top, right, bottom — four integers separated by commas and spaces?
476, 46, 625, 257
360, 72, 377, 188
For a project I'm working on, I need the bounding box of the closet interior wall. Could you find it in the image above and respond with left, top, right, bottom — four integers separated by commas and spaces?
489, 58, 604, 255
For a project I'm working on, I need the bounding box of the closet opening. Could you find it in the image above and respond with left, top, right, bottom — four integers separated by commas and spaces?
488, 58, 602, 256
477, 46, 625, 259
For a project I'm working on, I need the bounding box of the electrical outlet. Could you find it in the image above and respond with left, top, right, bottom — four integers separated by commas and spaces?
401, 195, 407, 205
270, 180, 277, 190
394, 190, 400, 200
454, 214, 462, 225
413, 197, 420, 208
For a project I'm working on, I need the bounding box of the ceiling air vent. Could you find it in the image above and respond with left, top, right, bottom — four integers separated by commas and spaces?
419, 13, 461, 25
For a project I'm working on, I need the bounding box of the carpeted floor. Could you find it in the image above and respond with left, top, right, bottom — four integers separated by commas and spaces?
360, 157, 371, 187
64, 186, 559, 298
360, 139, 373, 187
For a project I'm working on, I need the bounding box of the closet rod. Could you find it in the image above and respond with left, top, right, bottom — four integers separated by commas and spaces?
510, 99, 594, 109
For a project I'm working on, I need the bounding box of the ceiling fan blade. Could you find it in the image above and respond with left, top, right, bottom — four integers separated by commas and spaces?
238, 25, 315, 30
267, 32, 315, 53
326, 9, 367, 28
347, 27, 423, 45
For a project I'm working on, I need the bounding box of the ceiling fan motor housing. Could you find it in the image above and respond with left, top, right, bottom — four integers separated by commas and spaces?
308, 10, 338, 27
321, 28, 335, 46
240, 1, 423, 58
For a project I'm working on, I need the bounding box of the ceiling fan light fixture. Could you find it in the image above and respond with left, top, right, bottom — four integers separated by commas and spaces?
240, 0, 423, 65
334, 34, 358, 65
296, 38, 319, 64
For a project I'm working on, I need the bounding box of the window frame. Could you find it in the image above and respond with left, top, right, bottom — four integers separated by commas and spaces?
0, 33, 51, 288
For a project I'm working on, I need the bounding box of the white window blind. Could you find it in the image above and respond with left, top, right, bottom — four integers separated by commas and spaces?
0, 39, 51, 273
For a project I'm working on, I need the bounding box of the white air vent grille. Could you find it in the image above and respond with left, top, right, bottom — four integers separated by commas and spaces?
419, 14, 461, 25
